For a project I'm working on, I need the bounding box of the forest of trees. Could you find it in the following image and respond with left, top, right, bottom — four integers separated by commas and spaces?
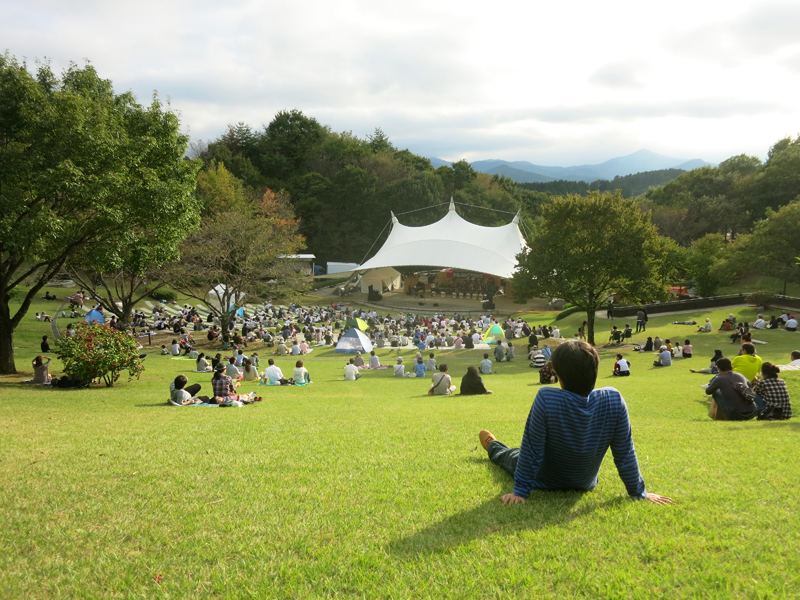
520, 169, 687, 198
193, 111, 800, 297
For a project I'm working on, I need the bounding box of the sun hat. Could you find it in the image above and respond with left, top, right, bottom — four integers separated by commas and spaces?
660, 345, 667, 350
397, 356, 403, 362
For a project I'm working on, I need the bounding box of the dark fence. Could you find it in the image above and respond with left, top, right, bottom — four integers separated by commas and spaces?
613, 294, 800, 318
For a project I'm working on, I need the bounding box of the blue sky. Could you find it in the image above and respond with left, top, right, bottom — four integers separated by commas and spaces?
3, 0, 800, 165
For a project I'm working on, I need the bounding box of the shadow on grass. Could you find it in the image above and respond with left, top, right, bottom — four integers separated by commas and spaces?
388, 489, 625, 556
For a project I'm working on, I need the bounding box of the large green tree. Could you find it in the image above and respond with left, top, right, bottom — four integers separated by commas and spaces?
0, 55, 199, 373
170, 190, 308, 343
512, 191, 673, 345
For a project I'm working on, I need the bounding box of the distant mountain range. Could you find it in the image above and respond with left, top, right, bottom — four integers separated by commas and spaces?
428, 149, 713, 183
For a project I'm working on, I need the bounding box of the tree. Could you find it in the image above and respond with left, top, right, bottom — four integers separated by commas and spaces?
170, 190, 307, 343
0, 55, 199, 373
684, 233, 730, 297
511, 191, 673, 345
737, 200, 800, 295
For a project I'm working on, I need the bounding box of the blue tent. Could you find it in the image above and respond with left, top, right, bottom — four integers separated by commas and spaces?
84, 309, 106, 324
334, 328, 373, 354
235, 307, 245, 318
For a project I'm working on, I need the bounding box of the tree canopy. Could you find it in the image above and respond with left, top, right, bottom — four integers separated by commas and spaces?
0, 55, 199, 373
512, 191, 674, 345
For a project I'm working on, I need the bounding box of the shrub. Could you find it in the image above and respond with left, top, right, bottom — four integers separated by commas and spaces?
56, 323, 145, 387
149, 288, 178, 302
556, 304, 583, 320
746, 291, 778, 309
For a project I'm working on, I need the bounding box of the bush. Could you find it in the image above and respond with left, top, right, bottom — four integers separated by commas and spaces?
310, 277, 348, 290
56, 323, 145, 387
149, 288, 178, 302
556, 304, 583, 320
746, 291, 778, 309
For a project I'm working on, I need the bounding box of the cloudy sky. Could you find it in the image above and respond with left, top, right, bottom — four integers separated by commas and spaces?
3, 0, 800, 165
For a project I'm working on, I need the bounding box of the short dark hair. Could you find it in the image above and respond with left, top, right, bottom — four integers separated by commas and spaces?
430, 352, 435, 358
792, 351, 800, 360
550, 341, 598, 397
268, 358, 275, 365
229, 357, 235, 363
174, 375, 188, 389
439, 364, 447, 372
484, 353, 489, 359
741, 343, 755, 355
716, 357, 732, 371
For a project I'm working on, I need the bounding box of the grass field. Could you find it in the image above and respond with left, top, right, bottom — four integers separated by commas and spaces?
2, 292, 800, 598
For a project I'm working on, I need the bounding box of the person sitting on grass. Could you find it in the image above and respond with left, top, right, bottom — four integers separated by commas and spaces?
529, 347, 546, 369
211, 365, 255, 404
393, 356, 407, 377
31, 356, 52, 384
460, 365, 493, 395
480, 353, 493, 375
494, 341, 505, 363
413, 356, 427, 378
344, 358, 361, 381
262, 358, 289, 385
786, 315, 798, 332
690, 349, 724, 375
429, 363, 457, 395
731, 343, 762, 382
242, 359, 260, 381
640, 337, 654, 353
276, 340, 288, 355
539, 360, 558, 384
478, 341, 673, 505
682, 339, 693, 359
426, 352, 437, 372
789, 351, 800, 367
506, 342, 515, 361
612, 353, 630, 377
171, 339, 181, 356
368, 350, 381, 369
752, 362, 792, 420
353, 351, 365, 367
196, 352, 212, 372
293, 360, 312, 384
704, 358, 758, 421
653, 345, 672, 367
170, 374, 211, 405
225, 357, 243, 380
697, 318, 713, 332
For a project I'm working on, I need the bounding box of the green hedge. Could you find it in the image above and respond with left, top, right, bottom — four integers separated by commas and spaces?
555, 304, 583, 320
149, 288, 178, 302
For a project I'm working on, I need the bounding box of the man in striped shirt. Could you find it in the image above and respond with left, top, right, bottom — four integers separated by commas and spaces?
479, 341, 672, 505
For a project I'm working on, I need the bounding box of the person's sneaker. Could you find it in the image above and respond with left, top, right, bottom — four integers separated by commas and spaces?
479, 430, 496, 451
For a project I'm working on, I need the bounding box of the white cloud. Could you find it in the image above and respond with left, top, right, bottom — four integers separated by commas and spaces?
1, 0, 798, 165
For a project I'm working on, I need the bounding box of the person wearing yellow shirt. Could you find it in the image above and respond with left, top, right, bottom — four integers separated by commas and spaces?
731, 343, 763, 382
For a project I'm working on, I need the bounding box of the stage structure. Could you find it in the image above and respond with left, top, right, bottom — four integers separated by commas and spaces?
357, 199, 527, 279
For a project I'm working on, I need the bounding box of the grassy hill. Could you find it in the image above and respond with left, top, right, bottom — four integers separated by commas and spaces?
1, 289, 798, 598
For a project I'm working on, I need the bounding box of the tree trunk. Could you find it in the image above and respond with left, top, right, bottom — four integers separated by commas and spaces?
587, 308, 596, 347
0, 311, 17, 374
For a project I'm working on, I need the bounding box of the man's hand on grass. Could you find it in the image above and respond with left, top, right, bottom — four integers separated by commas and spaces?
643, 493, 674, 505
501, 493, 527, 505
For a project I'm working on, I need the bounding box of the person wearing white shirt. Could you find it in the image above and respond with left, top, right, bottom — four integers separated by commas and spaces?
262, 359, 286, 384
344, 359, 361, 381
393, 356, 406, 377
293, 360, 311, 383
551, 327, 562, 340
752, 317, 766, 330
788, 351, 800, 366
472, 332, 481, 345
368, 351, 381, 369
786, 316, 798, 332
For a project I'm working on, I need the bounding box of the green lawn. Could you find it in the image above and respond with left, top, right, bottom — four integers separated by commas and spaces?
2, 291, 800, 598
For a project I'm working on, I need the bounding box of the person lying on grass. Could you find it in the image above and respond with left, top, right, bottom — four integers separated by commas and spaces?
478, 341, 673, 506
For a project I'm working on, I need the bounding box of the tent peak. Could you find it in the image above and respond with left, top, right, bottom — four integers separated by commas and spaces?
449, 197, 455, 212
391, 211, 398, 224
512, 209, 521, 224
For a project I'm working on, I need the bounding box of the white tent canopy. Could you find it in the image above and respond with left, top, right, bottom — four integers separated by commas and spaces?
359, 267, 402, 293
357, 200, 527, 279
